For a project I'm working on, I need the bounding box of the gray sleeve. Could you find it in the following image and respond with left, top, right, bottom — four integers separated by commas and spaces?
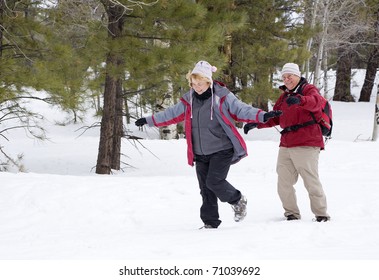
145, 101, 186, 127
225, 93, 266, 123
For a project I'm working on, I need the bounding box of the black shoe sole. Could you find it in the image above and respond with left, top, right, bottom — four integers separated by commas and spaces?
315, 216, 330, 222
286, 214, 299, 221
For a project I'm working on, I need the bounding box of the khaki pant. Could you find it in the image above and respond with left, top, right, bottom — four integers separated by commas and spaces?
276, 146, 329, 219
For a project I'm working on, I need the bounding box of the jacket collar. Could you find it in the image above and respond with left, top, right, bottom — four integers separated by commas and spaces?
279, 77, 308, 94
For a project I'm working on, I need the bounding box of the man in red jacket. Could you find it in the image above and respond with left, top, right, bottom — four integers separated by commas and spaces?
244, 63, 330, 222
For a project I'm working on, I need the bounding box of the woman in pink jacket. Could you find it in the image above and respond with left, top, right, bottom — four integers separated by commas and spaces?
136, 61, 281, 228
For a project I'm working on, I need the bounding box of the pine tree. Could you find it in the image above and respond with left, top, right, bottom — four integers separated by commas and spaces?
0, 0, 103, 169
0, 1, 51, 169
359, 0, 379, 102
95, 0, 245, 174
0, 1, 94, 113
230, 0, 310, 110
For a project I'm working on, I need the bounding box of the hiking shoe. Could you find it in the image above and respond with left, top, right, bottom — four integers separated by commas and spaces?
315, 216, 330, 222
199, 224, 217, 229
286, 214, 299, 221
231, 195, 247, 222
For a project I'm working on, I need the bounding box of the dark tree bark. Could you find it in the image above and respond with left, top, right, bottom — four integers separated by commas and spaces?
359, 48, 379, 102
222, 34, 234, 91
96, 73, 117, 174
372, 84, 379, 141
96, 1, 125, 174
359, 7, 379, 102
111, 80, 123, 170
333, 47, 355, 102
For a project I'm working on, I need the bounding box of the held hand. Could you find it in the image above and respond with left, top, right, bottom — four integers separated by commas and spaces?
243, 123, 259, 134
286, 95, 301, 106
263, 110, 282, 122
135, 118, 147, 127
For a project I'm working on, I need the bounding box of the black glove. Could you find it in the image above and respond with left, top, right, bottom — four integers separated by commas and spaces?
263, 110, 282, 122
135, 118, 147, 127
244, 123, 259, 134
286, 95, 301, 106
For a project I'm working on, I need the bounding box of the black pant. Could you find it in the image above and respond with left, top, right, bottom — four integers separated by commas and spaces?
195, 148, 241, 228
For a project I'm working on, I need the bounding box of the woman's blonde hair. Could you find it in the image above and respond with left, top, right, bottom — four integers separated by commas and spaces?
186, 72, 212, 87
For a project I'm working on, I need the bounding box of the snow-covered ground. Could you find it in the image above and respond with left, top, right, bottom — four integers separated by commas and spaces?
1, 70, 379, 279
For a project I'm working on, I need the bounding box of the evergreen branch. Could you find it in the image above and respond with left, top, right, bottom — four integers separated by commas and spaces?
0, 125, 39, 136
125, 135, 160, 160
0, 44, 14, 50
102, 0, 159, 26
0, 145, 25, 172
122, 80, 171, 96
0, 24, 34, 63
108, 0, 159, 12
0, 146, 16, 168
123, 33, 172, 41
75, 122, 101, 138
1, 95, 55, 104
118, 160, 137, 171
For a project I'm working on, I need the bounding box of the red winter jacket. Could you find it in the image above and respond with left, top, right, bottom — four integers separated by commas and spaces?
258, 78, 325, 149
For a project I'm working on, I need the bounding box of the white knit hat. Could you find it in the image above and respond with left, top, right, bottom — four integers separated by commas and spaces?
281, 63, 301, 77
191, 60, 217, 82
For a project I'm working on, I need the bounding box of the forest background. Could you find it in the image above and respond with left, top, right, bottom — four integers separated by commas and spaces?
1, 0, 379, 175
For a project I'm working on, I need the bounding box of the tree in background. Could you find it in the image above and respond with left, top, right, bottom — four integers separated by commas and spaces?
95, 0, 246, 174
358, 0, 379, 102
0, 0, 78, 170
332, 0, 367, 102
0, 0, 101, 120
2, 0, 378, 172
43, 0, 105, 123
128, 0, 245, 137
230, 0, 309, 110
303, 0, 377, 101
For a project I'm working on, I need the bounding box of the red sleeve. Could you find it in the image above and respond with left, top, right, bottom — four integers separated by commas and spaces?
300, 84, 324, 113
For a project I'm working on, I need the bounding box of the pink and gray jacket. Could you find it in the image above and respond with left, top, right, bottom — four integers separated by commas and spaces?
145, 81, 266, 166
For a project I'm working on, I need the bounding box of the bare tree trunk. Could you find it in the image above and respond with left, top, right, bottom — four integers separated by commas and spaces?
314, 0, 329, 88
96, 72, 118, 174
111, 80, 123, 170
223, 33, 234, 90
370, 5, 379, 141
359, 7, 379, 102
96, 95, 101, 115
359, 48, 379, 102
304, 0, 319, 80
372, 84, 379, 141
124, 97, 130, 124
333, 47, 354, 102
96, 2, 124, 174
158, 92, 177, 140
322, 48, 329, 98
